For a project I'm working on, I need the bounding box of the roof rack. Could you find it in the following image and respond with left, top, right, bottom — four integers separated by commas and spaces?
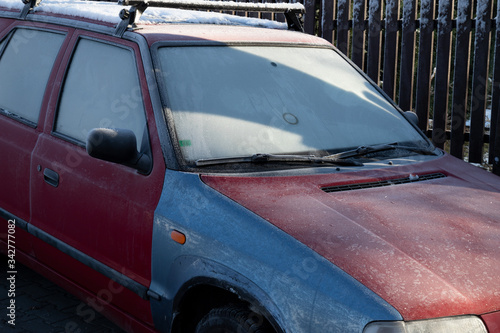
19, 0, 40, 19
13, 0, 305, 37
115, 0, 305, 37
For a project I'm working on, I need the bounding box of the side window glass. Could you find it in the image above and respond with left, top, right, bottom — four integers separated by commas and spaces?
55, 38, 147, 151
0, 29, 65, 124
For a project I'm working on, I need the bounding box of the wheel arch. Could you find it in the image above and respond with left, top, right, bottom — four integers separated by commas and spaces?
168, 258, 286, 333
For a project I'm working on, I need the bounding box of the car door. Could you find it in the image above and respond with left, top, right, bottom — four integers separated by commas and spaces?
0, 24, 68, 254
30, 31, 165, 324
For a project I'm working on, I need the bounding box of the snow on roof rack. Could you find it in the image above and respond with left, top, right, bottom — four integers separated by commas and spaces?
114, 0, 305, 37
119, 0, 304, 14
8, 0, 304, 37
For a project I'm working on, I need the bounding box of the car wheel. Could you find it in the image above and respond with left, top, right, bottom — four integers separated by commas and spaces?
195, 304, 273, 333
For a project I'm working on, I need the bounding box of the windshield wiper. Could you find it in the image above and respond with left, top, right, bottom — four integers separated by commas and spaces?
195, 153, 363, 167
325, 142, 438, 160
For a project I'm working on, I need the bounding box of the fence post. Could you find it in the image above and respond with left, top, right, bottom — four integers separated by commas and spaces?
303, 0, 317, 35
432, 0, 454, 149
367, 0, 383, 84
469, 0, 494, 163
321, 0, 335, 43
351, 0, 367, 70
382, 0, 400, 100
337, 0, 351, 55
492, 1, 500, 175
398, 0, 417, 112
415, 0, 435, 132
450, 0, 473, 159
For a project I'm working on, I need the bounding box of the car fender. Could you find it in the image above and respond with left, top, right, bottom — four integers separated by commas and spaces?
148, 170, 401, 332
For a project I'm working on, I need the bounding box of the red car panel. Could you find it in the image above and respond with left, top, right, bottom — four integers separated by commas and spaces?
202, 154, 500, 321
26, 30, 166, 325
481, 311, 500, 332
0, 21, 72, 254
0, 16, 11, 32
0, 115, 38, 254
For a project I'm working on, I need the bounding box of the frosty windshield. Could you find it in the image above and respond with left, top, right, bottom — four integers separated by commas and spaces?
156, 45, 428, 163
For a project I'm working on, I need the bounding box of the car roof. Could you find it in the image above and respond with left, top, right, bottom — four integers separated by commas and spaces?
0, 0, 329, 46
136, 24, 330, 46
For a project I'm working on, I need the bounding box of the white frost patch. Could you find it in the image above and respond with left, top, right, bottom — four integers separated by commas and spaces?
351, 0, 363, 18
437, 0, 452, 32
475, 0, 491, 33
497, 3, 500, 26
455, 0, 471, 34
419, 0, 432, 28
385, 0, 397, 18
0, 0, 121, 23
336, 0, 345, 20
142, 7, 286, 29
402, 0, 415, 28
0, 0, 23, 10
0, 0, 288, 29
368, 0, 380, 24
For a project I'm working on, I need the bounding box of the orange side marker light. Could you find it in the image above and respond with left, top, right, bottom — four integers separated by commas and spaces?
171, 230, 186, 245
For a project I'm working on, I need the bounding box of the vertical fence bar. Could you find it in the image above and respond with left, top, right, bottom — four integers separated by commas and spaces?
235, 0, 246, 18
303, 0, 317, 35
321, 0, 335, 43
432, 0, 454, 148
492, 1, 500, 175
248, 0, 259, 18
383, 0, 400, 100
275, 0, 286, 23
351, 0, 367, 70
261, 0, 272, 21
469, 0, 493, 163
367, 0, 383, 84
450, 0, 473, 159
415, 0, 435, 132
398, 0, 417, 111
337, 0, 351, 55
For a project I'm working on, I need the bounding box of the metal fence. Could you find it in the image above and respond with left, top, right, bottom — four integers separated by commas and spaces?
233, 0, 500, 175
299, 0, 500, 175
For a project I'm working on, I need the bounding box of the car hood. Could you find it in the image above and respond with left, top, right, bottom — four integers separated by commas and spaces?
201, 154, 500, 321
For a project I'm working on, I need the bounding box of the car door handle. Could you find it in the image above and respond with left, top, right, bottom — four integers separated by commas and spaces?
43, 168, 59, 187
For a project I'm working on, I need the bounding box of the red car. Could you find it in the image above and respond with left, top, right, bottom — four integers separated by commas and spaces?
1, 0, 500, 332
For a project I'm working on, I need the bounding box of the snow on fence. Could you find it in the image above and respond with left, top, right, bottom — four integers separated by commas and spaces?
227, 0, 500, 175
302, 0, 500, 175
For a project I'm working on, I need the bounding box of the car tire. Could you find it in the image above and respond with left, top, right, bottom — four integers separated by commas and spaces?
195, 304, 273, 333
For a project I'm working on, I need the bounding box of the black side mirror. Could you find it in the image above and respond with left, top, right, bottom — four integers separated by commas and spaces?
403, 111, 419, 127
86, 128, 151, 174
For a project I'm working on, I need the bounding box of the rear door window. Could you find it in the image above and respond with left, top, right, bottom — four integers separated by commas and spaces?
0, 28, 65, 125
54, 38, 147, 151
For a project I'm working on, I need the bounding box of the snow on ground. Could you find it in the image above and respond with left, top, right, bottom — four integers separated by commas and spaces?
0, 0, 290, 29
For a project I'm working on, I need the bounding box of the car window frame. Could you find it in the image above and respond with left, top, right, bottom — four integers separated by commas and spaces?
52, 34, 152, 155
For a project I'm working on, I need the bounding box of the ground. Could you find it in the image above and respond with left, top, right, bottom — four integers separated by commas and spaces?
1, 256, 124, 333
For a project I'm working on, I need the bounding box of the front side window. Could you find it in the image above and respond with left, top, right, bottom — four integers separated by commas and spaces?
0, 28, 65, 124
55, 38, 146, 150
157, 45, 429, 164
